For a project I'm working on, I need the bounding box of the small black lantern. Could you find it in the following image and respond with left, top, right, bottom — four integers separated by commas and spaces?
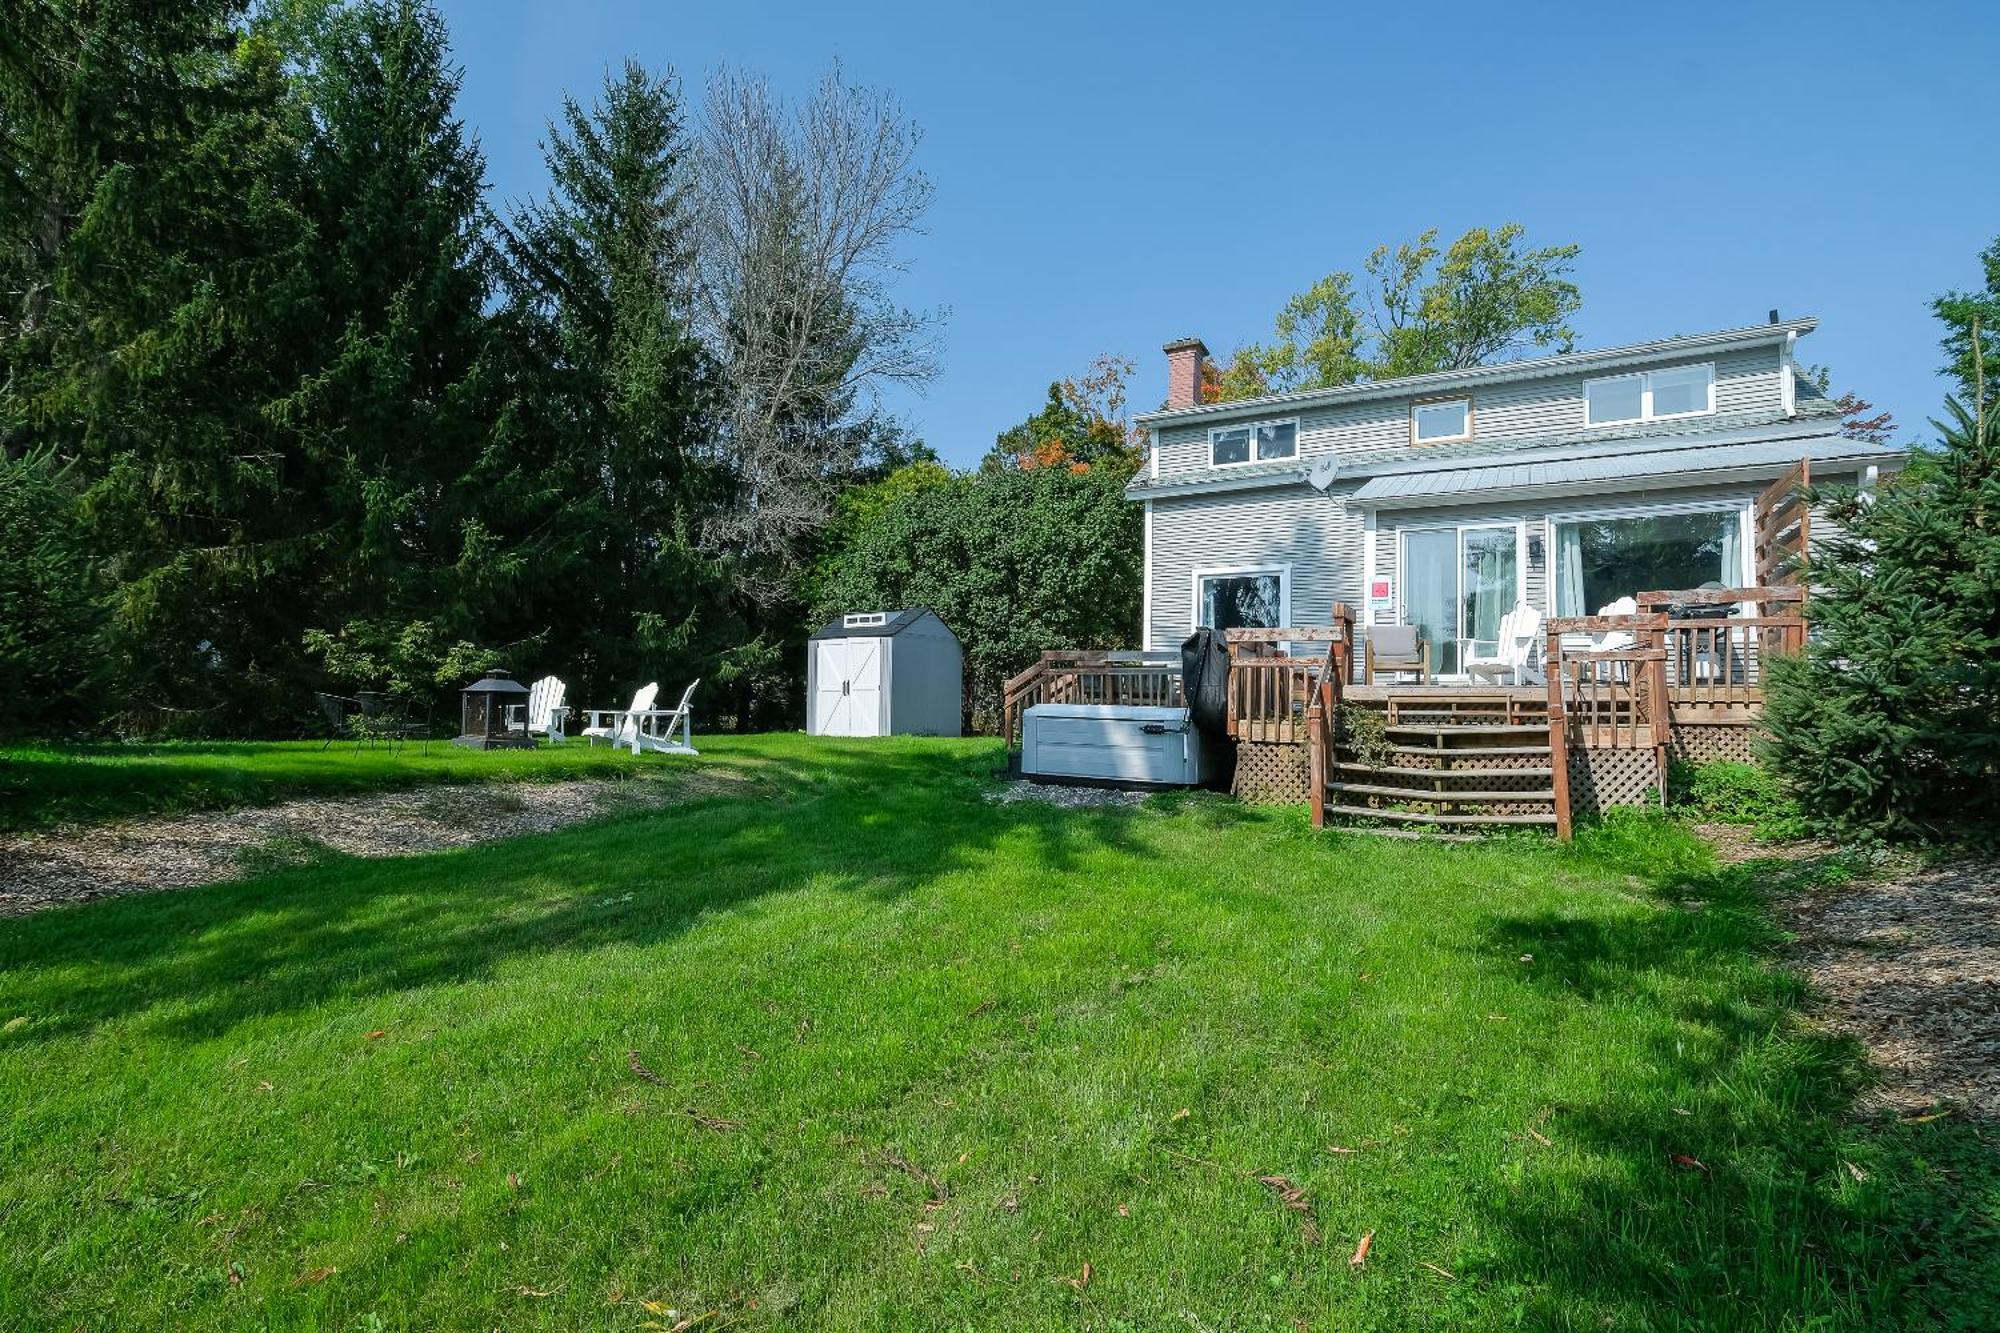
455, 669, 533, 750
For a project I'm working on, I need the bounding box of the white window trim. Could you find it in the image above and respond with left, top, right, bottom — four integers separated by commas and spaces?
1208, 417, 1300, 468
1545, 499, 1754, 614
1583, 362, 1715, 427
1410, 396, 1474, 446
1141, 500, 1154, 647
1190, 562, 1292, 632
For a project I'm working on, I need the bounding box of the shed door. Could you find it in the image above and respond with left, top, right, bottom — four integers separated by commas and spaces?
813, 639, 883, 736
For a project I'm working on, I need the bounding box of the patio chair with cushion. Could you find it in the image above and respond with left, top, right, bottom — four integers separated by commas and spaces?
1365, 625, 1431, 685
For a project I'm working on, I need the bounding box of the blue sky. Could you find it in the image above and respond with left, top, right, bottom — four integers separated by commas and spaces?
436, 0, 1999, 467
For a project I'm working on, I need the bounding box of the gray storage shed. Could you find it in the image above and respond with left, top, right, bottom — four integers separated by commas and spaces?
807, 609, 963, 738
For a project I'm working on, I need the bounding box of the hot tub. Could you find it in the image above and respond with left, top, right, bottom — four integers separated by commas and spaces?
1019, 703, 1221, 787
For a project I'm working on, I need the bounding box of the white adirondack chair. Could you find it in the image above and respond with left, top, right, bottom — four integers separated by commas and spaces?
581, 682, 657, 751
1463, 603, 1545, 685
1557, 596, 1641, 684
580, 679, 700, 756
510, 675, 569, 744
1591, 596, 1641, 652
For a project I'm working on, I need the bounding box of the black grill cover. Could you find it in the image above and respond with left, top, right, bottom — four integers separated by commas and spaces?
1180, 628, 1231, 742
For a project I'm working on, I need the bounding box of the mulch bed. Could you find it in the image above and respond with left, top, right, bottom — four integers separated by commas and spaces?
0, 778, 702, 917
1701, 825, 2000, 1120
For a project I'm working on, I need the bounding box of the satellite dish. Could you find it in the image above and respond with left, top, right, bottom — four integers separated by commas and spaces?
1306, 456, 1339, 492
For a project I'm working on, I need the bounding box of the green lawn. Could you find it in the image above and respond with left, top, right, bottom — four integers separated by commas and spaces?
1, 735, 1993, 1330
0, 738, 684, 833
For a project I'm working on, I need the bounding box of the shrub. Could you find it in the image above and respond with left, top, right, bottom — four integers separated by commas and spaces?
815, 465, 1141, 728
1668, 760, 1806, 839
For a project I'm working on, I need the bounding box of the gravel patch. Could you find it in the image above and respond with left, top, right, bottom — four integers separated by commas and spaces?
986, 779, 1153, 810
0, 777, 708, 917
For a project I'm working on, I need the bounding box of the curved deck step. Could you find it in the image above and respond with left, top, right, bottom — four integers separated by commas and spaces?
1323, 804, 1558, 827
1326, 780, 1554, 804
1384, 723, 1549, 738
1332, 762, 1554, 781
1384, 743, 1551, 758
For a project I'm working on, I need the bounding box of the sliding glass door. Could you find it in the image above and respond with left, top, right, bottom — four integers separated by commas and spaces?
1400, 525, 1518, 676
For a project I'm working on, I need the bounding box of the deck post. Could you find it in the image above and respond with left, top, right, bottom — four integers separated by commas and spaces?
1544, 625, 1573, 840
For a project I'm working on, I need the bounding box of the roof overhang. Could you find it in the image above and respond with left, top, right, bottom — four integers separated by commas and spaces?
1126, 417, 1906, 505
1349, 435, 1905, 511
1133, 318, 1819, 430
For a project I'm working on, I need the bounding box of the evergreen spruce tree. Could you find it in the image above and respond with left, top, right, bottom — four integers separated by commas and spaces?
284, 0, 514, 704
498, 61, 726, 706
1763, 325, 2000, 840
1, 0, 318, 729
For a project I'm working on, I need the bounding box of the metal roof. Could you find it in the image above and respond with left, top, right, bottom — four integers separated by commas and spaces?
1348, 435, 1904, 509
1134, 318, 1819, 428
810, 608, 945, 640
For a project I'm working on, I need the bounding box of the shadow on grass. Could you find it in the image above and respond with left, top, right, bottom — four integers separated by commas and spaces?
1473, 829, 2000, 1328
0, 741, 1157, 1046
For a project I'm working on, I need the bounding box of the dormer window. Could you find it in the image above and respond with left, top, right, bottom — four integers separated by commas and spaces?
1210, 419, 1298, 466
1411, 397, 1472, 445
1585, 362, 1714, 426
843, 612, 888, 627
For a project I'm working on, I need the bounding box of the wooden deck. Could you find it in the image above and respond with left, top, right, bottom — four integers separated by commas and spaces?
1002, 587, 1805, 838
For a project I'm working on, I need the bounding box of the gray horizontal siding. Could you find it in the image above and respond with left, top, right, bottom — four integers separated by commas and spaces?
1146, 483, 1364, 651
1151, 345, 1785, 481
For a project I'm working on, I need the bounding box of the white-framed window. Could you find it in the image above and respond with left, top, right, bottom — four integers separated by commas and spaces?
1210, 419, 1298, 466
1411, 396, 1473, 445
1546, 500, 1750, 616
1191, 563, 1291, 632
1584, 362, 1715, 426
843, 612, 888, 627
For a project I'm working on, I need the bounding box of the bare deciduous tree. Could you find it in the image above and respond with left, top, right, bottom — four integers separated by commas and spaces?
694, 63, 941, 599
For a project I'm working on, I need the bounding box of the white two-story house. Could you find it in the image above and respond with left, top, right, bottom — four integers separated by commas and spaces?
1129, 317, 1905, 676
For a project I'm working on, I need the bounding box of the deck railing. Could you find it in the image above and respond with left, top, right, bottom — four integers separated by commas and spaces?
1637, 586, 1807, 720
1001, 650, 1184, 746
1226, 617, 1353, 745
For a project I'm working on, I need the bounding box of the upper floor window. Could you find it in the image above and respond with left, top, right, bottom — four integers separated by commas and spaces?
1584, 362, 1714, 426
1210, 419, 1297, 466
1411, 397, 1472, 445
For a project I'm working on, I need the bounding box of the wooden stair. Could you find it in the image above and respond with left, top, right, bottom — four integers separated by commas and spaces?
1324, 717, 1558, 832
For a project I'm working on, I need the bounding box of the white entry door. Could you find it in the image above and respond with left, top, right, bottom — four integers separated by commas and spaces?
813, 639, 883, 736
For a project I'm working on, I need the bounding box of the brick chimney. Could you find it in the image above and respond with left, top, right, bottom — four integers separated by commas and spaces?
1164, 337, 1208, 410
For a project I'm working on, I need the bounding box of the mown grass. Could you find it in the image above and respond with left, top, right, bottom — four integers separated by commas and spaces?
0, 738, 695, 833
1, 735, 1994, 1330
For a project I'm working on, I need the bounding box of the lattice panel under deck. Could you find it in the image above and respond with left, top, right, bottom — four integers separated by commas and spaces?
1668, 724, 1761, 766
1567, 748, 1662, 817
1234, 740, 1309, 804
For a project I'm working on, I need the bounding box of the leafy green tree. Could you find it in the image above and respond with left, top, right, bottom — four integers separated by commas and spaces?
1763, 356, 2000, 841
983, 354, 1143, 475
498, 60, 728, 709
1935, 236, 2000, 419
1214, 224, 1581, 400
817, 466, 1141, 727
